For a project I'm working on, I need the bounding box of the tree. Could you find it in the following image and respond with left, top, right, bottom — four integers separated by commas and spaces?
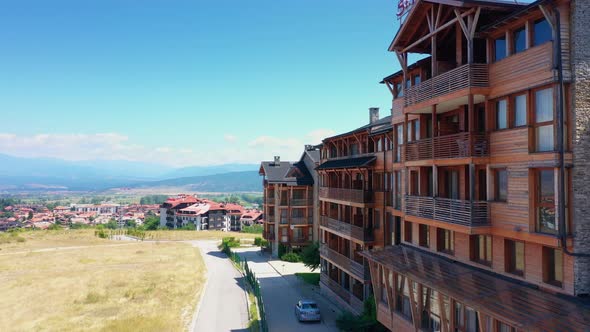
300, 242, 320, 271
105, 219, 118, 229
27, 211, 33, 220
142, 215, 160, 230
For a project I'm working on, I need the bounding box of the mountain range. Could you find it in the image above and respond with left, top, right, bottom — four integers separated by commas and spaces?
0, 153, 261, 192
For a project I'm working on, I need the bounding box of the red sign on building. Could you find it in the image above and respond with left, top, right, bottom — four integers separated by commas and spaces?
397, 0, 415, 20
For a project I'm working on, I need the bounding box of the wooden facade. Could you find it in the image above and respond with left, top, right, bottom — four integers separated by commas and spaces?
358, 0, 590, 331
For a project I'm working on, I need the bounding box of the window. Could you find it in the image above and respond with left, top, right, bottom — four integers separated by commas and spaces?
404, 221, 413, 243
396, 82, 403, 98
514, 94, 527, 127
495, 169, 508, 202
494, 36, 507, 62
537, 169, 557, 234
414, 120, 420, 140
407, 122, 414, 142
496, 99, 508, 130
396, 276, 412, 321
419, 224, 430, 248
420, 287, 441, 332
534, 88, 554, 152
543, 247, 563, 287
413, 74, 421, 85
471, 235, 492, 266
505, 240, 525, 276
455, 302, 479, 332
437, 228, 454, 254
513, 27, 526, 53
395, 124, 403, 162
534, 18, 552, 46
497, 321, 516, 332
394, 171, 402, 209
406, 79, 411, 90
350, 143, 359, 156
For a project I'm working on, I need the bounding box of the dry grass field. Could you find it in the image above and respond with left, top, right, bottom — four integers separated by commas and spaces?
0, 230, 206, 332
145, 229, 260, 242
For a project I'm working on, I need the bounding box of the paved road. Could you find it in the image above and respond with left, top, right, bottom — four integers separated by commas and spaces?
190, 241, 249, 332
236, 248, 339, 332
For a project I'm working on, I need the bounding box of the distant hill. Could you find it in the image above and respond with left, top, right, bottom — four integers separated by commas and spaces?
131, 171, 262, 192
162, 164, 259, 178
0, 153, 261, 192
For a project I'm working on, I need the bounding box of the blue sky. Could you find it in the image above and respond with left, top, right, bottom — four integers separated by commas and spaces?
0, 0, 405, 166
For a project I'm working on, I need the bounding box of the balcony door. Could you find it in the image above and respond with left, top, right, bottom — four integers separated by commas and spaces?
445, 170, 459, 200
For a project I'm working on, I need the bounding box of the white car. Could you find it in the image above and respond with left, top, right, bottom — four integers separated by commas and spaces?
294, 299, 321, 322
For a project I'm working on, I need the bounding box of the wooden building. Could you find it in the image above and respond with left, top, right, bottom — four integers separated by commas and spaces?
355, 0, 590, 331
259, 147, 319, 257
317, 107, 396, 314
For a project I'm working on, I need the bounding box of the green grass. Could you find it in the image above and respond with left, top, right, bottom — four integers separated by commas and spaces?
247, 291, 260, 332
295, 272, 320, 285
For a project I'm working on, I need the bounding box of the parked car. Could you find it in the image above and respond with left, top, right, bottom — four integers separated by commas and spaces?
294, 299, 321, 322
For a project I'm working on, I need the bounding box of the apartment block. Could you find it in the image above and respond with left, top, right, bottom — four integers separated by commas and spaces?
259, 146, 320, 257
356, 0, 590, 331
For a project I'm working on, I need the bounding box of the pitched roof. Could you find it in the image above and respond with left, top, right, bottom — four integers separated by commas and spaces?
361, 245, 590, 332
322, 115, 393, 141
316, 156, 376, 170
259, 160, 314, 186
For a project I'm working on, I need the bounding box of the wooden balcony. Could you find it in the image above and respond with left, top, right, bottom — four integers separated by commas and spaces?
290, 198, 313, 206
404, 195, 489, 227
320, 244, 368, 281
320, 274, 364, 314
404, 63, 488, 107
319, 187, 373, 204
320, 216, 374, 242
290, 217, 313, 225
404, 132, 489, 162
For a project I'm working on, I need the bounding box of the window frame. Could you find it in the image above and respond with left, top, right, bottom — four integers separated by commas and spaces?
536, 168, 558, 235
543, 246, 564, 288
494, 168, 508, 202
470, 235, 492, 266
493, 35, 507, 62
505, 239, 525, 276
512, 26, 527, 54
418, 224, 430, 248
513, 93, 528, 127
437, 228, 454, 255
495, 98, 509, 130
532, 86, 556, 153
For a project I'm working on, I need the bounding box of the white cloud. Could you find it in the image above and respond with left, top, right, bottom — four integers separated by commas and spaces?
0, 129, 334, 167
224, 134, 237, 143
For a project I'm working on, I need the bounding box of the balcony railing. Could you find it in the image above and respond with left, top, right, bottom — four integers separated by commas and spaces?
320, 274, 365, 314
319, 187, 373, 204
320, 216, 374, 242
290, 198, 313, 206
290, 217, 313, 225
404, 195, 489, 226
320, 245, 368, 281
404, 63, 489, 107
405, 132, 489, 161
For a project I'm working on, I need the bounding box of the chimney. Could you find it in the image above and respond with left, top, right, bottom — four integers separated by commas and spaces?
273, 156, 280, 165
305, 144, 313, 151
369, 107, 380, 124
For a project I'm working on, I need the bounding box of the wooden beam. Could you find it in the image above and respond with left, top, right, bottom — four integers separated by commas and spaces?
399, 8, 476, 53
407, 279, 421, 330
539, 4, 556, 29
470, 7, 481, 40
454, 9, 469, 39
384, 81, 395, 96
435, 4, 443, 30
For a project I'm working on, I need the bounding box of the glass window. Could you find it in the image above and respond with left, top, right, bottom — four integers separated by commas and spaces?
506, 240, 525, 276
414, 120, 420, 140
494, 36, 506, 62
413, 75, 421, 85
513, 27, 526, 53
419, 224, 430, 248
495, 169, 508, 201
396, 82, 403, 98
514, 94, 527, 127
496, 100, 508, 129
404, 221, 413, 243
534, 18, 552, 46
538, 169, 557, 234
535, 88, 554, 151
407, 122, 413, 142
406, 79, 411, 90
544, 247, 563, 287
437, 228, 454, 254
471, 235, 492, 265
535, 88, 553, 122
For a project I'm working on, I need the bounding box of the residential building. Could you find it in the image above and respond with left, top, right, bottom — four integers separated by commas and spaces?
317, 107, 394, 314
159, 194, 200, 228
259, 146, 319, 257
356, 0, 590, 331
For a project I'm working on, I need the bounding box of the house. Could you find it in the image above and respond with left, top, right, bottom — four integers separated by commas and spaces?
259, 145, 320, 257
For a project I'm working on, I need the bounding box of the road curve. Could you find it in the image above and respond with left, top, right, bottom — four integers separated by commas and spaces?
190, 240, 249, 332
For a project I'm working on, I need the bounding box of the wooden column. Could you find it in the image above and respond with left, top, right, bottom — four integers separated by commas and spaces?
433, 165, 439, 198
456, 21, 463, 66
469, 164, 475, 202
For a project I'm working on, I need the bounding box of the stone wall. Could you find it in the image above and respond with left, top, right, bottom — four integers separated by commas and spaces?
571, 0, 590, 296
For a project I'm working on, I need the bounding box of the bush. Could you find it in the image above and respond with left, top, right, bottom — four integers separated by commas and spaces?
300, 242, 320, 271
335, 295, 387, 332
242, 225, 263, 234
278, 243, 287, 257
280, 252, 301, 263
